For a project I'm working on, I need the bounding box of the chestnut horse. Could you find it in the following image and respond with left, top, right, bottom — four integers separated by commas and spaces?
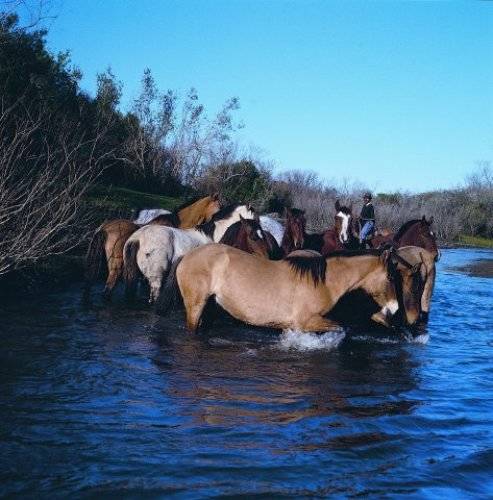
370, 216, 439, 261
147, 193, 221, 227
84, 194, 221, 299
281, 203, 357, 257
173, 244, 424, 333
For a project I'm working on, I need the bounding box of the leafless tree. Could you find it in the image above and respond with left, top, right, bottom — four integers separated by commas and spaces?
0, 101, 112, 275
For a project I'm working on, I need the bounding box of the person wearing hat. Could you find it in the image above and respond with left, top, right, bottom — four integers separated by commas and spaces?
359, 192, 375, 245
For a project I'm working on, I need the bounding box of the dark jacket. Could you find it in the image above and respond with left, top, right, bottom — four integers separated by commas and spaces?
360, 202, 375, 221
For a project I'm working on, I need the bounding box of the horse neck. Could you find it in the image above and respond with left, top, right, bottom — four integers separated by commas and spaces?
234, 227, 250, 251
326, 255, 385, 301
186, 227, 213, 243
212, 216, 238, 242
178, 199, 209, 228
281, 222, 303, 253
394, 222, 420, 246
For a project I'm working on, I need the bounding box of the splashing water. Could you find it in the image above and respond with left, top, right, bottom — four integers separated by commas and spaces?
278, 328, 346, 351
352, 333, 430, 345
407, 333, 430, 344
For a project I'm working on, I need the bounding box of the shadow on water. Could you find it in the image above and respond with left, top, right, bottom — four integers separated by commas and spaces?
0, 248, 493, 497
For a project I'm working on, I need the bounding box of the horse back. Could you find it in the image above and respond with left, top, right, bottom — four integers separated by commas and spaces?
148, 213, 179, 227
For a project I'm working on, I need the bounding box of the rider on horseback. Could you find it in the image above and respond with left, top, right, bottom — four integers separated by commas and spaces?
359, 192, 375, 245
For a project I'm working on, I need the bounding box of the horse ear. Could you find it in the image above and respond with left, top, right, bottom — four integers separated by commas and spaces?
335, 199, 341, 211
428, 216, 434, 225
421, 215, 426, 222
212, 192, 219, 201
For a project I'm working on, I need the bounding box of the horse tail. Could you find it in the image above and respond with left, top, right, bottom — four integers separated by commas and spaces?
155, 256, 183, 315
123, 239, 141, 300
84, 227, 107, 293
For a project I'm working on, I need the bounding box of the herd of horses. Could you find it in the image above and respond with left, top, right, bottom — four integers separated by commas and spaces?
85, 194, 439, 334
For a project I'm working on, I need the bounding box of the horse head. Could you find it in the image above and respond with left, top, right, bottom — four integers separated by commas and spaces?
334, 200, 353, 244
394, 217, 440, 262
285, 207, 306, 250
238, 215, 270, 258
382, 247, 425, 326
417, 216, 439, 261
203, 193, 222, 221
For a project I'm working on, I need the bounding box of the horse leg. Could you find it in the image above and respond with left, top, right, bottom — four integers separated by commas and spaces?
149, 277, 163, 304
182, 287, 211, 333
300, 315, 341, 333
103, 258, 122, 300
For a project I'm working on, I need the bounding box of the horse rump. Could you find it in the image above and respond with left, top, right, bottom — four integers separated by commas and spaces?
155, 256, 183, 315
123, 240, 141, 300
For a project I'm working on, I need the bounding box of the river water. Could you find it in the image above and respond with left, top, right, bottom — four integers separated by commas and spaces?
1, 248, 492, 498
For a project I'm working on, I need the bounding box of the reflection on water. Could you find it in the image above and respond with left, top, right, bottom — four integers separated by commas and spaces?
0, 248, 492, 497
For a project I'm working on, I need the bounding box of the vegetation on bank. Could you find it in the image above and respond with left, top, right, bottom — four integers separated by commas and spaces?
457, 235, 493, 249
86, 186, 185, 213
0, 5, 492, 278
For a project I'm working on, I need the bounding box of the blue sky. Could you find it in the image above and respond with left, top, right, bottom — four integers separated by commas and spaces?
41, 0, 492, 192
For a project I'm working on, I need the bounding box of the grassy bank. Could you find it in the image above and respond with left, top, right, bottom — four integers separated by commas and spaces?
456, 235, 493, 249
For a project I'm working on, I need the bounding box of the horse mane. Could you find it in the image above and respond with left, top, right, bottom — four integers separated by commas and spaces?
197, 203, 247, 237
285, 254, 326, 286
393, 219, 421, 241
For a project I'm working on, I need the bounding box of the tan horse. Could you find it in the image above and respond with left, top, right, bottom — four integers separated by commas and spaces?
85, 195, 222, 299
174, 244, 424, 333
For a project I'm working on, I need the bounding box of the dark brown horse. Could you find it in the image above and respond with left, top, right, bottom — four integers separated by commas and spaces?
371, 216, 439, 261
219, 216, 282, 259
281, 203, 358, 257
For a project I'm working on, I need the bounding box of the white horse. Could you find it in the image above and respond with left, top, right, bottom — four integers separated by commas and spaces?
133, 208, 171, 224
259, 215, 284, 246
124, 204, 256, 303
